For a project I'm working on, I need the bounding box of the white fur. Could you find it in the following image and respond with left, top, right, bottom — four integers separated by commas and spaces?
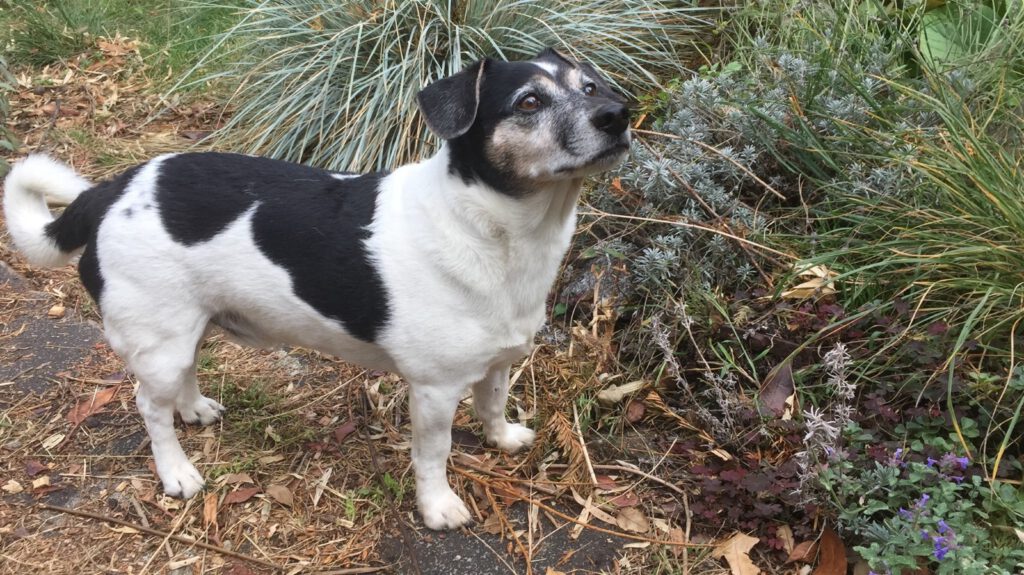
3, 155, 92, 267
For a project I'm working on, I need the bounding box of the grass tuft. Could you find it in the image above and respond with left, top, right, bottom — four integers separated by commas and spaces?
177, 0, 719, 171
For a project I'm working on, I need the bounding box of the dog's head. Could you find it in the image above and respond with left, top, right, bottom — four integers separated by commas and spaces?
417, 48, 631, 195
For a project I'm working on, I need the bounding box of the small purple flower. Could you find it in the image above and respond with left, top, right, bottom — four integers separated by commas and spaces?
898, 507, 914, 520
937, 519, 950, 534
916, 493, 930, 508
933, 537, 952, 560
921, 529, 931, 541
956, 456, 969, 469
927, 456, 939, 467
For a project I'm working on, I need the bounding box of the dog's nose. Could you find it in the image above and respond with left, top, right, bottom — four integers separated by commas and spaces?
590, 103, 630, 136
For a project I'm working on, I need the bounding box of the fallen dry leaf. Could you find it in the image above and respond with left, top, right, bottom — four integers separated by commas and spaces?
777, 524, 796, 554
615, 507, 650, 533
712, 532, 761, 575
47, 304, 65, 319
24, 460, 48, 477
813, 528, 847, 575
759, 360, 794, 417
482, 512, 503, 535
203, 492, 219, 529
31, 476, 51, 490
786, 540, 819, 564
266, 484, 293, 507
333, 419, 359, 444
41, 433, 65, 450
609, 492, 639, 508
780, 264, 838, 300
67, 385, 121, 426
3, 479, 24, 494
624, 399, 645, 423
596, 380, 646, 405
545, 568, 567, 575
223, 487, 260, 505
219, 472, 254, 485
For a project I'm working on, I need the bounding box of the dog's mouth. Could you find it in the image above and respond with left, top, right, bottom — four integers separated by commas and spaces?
554, 140, 630, 175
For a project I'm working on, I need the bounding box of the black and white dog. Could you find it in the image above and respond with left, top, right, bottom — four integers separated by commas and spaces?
3, 49, 629, 529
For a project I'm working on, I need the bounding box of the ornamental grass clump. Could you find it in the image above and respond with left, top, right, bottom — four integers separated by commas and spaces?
182, 0, 716, 172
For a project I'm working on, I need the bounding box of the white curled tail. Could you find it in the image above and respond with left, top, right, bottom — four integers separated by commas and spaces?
3, 155, 92, 267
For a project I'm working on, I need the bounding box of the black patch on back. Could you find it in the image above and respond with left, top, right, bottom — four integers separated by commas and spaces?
44, 166, 142, 305
155, 153, 389, 342
45, 166, 140, 253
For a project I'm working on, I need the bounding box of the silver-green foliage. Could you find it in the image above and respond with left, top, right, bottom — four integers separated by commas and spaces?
185, 0, 715, 172
0, 55, 19, 177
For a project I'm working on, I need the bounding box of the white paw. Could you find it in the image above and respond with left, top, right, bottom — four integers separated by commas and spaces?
177, 395, 225, 426
419, 488, 472, 530
158, 459, 205, 499
487, 423, 536, 453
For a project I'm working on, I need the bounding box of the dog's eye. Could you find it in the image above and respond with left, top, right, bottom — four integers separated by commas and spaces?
517, 94, 542, 112
583, 82, 597, 96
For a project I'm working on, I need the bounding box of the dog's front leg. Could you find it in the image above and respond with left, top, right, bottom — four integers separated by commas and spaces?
472, 364, 536, 453
408, 383, 472, 529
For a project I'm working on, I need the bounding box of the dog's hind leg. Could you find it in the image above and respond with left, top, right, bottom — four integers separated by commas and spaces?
472, 364, 536, 453
105, 311, 210, 499
175, 333, 225, 426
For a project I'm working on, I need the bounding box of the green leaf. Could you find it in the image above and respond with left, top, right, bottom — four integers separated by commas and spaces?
919, 2, 1000, 69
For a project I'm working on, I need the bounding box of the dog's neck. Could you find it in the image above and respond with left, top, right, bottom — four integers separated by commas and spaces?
428, 145, 582, 241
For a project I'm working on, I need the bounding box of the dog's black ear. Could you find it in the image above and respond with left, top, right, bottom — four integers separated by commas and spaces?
533, 47, 575, 66
417, 59, 487, 140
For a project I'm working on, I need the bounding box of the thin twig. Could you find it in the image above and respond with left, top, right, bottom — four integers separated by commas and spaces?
37, 503, 285, 571
579, 207, 795, 260
453, 469, 706, 547
545, 462, 687, 497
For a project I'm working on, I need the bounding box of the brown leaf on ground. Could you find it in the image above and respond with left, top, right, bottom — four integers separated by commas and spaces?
223, 487, 260, 505
609, 491, 639, 508
203, 492, 218, 530
24, 460, 48, 477
225, 562, 257, 575
813, 528, 848, 575
333, 419, 359, 444
777, 525, 796, 554
482, 512, 503, 535
759, 359, 794, 417
66, 385, 121, 425
615, 507, 650, 533
786, 540, 818, 564
624, 399, 645, 423
712, 532, 761, 575
266, 484, 294, 507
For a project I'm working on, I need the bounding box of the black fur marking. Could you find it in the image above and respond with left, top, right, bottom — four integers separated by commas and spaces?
417, 60, 485, 140
45, 166, 140, 253
445, 61, 541, 196
123, 207, 134, 217
44, 166, 142, 306
155, 153, 390, 343
78, 244, 103, 302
